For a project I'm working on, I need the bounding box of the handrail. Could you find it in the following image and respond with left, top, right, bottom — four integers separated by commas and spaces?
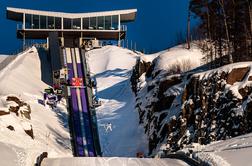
120, 25, 127, 31
17, 23, 127, 32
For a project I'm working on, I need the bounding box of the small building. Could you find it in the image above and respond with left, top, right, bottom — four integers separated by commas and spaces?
6, 7, 137, 47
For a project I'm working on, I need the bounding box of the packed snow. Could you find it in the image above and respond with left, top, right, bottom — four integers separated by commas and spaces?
87, 46, 149, 157
149, 44, 204, 75
192, 132, 252, 166
42, 156, 189, 166
0, 47, 71, 166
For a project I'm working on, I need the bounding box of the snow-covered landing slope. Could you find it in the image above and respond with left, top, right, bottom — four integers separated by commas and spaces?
42, 156, 189, 166
87, 46, 149, 157
0, 47, 71, 166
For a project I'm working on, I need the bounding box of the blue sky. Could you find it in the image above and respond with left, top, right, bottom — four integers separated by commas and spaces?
0, 0, 191, 54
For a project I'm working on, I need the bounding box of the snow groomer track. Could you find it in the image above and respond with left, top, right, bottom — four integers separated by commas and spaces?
63, 47, 100, 157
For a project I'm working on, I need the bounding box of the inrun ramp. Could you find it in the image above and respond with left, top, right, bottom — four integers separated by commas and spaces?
64, 47, 101, 156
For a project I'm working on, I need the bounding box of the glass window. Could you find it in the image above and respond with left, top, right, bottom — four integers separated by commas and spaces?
83, 18, 89, 29
48, 16, 55, 29
105, 16, 111, 30
90, 17, 97, 30
25, 14, 32, 29
40, 16, 47, 29
112, 15, 118, 30
63, 18, 71, 29
32, 15, 39, 29
97, 16, 104, 30
73, 18, 81, 29
55, 17, 61, 29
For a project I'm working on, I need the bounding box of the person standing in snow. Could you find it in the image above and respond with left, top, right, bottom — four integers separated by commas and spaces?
105, 122, 112, 132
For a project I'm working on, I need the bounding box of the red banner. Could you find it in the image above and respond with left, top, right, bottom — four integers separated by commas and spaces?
72, 78, 83, 86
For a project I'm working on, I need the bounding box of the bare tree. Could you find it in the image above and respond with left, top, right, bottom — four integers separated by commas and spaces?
218, 0, 233, 63
187, 6, 191, 49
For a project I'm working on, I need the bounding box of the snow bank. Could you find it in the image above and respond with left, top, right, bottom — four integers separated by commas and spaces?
141, 44, 204, 75
88, 46, 138, 75
195, 132, 252, 166
0, 142, 25, 166
0, 47, 71, 165
0, 47, 48, 97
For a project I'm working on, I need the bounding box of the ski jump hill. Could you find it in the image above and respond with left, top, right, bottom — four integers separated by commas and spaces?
0, 45, 190, 166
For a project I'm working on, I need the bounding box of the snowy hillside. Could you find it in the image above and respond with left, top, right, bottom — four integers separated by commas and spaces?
2, 43, 251, 165
87, 46, 149, 157
0, 47, 71, 166
0, 55, 7, 63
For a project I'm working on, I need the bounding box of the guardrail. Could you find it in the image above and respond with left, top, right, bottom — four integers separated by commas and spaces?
17, 23, 127, 32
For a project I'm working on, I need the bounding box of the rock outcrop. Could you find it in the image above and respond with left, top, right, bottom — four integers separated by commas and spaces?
4, 95, 33, 139
6, 96, 31, 119
24, 125, 34, 139
0, 109, 10, 116
133, 57, 252, 155
7, 125, 15, 131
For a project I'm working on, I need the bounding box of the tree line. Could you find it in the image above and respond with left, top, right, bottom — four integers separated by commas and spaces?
189, 0, 252, 68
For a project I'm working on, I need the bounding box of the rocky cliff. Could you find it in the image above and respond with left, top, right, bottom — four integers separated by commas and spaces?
132, 47, 252, 156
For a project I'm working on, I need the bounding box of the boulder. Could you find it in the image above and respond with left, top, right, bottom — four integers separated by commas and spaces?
239, 86, 252, 99
248, 75, 252, 81
19, 105, 31, 120
0, 109, 10, 116
158, 76, 182, 98
139, 60, 152, 78
227, 67, 250, 85
6, 125, 15, 131
9, 106, 19, 116
6, 96, 23, 106
24, 125, 34, 139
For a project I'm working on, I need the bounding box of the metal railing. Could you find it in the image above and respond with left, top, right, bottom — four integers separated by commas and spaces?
17, 23, 127, 32
120, 25, 127, 31
16, 23, 23, 30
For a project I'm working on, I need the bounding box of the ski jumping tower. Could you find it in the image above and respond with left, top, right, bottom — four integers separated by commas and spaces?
6, 7, 137, 157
